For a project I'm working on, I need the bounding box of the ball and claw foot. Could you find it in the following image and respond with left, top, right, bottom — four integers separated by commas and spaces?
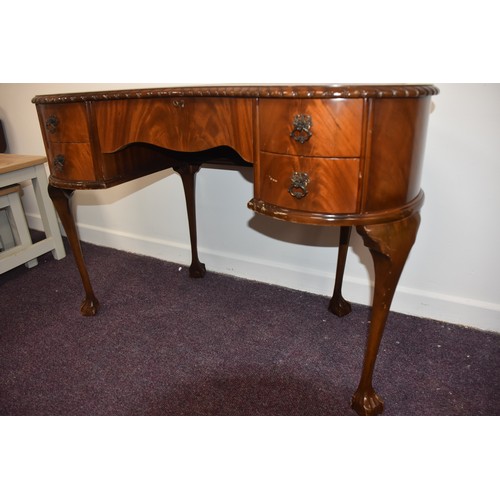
328, 295, 352, 317
189, 262, 206, 279
80, 296, 100, 316
351, 387, 384, 416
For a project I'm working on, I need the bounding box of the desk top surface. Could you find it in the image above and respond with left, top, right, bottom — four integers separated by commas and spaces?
0, 154, 47, 174
32, 84, 439, 104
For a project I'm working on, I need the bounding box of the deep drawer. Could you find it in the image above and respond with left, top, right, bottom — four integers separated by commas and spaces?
47, 143, 97, 182
257, 152, 360, 214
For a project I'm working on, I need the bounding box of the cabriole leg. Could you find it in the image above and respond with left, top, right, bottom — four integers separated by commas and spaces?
173, 164, 206, 278
329, 226, 352, 317
352, 212, 421, 415
48, 185, 99, 316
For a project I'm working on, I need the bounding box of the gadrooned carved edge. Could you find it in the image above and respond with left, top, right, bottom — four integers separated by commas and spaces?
32, 85, 439, 104
248, 190, 425, 227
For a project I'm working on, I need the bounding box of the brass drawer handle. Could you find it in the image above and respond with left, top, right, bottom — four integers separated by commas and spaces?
172, 99, 185, 108
53, 154, 65, 173
289, 171, 309, 199
46, 115, 59, 134
290, 114, 312, 143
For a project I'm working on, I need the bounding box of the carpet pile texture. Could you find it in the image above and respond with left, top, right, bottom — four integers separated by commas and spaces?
1, 238, 499, 416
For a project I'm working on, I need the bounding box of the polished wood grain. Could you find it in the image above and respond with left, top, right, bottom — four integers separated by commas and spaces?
258, 153, 360, 214
45, 143, 96, 182
33, 84, 438, 416
329, 226, 353, 317
94, 97, 254, 162
38, 103, 90, 143
353, 212, 421, 415
47, 185, 99, 316
362, 97, 432, 211
32, 84, 439, 103
259, 98, 363, 157
38, 97, 254, 189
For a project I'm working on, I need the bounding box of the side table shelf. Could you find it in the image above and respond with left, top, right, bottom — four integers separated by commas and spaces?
0, 154, 66, 274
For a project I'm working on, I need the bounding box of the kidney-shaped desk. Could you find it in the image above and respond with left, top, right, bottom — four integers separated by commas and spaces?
32, 85, 438, 415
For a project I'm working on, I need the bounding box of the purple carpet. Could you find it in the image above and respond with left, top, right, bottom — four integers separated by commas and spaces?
1, 237, 499, 416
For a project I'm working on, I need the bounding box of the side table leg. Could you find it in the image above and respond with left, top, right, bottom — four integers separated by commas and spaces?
48, 185, 100, 316
174, 164, 206, 278
352, 212, 421, 415
329, 226, 352, 317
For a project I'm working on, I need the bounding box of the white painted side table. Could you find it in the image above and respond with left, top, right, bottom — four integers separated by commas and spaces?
0, 154, 65, 273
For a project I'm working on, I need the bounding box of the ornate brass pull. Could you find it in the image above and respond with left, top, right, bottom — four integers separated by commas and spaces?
290, 114, 313, 143
45, 115, 59, 134
172, 99, 185, 108
289, 172, 309, 199
53, 154, 65, 173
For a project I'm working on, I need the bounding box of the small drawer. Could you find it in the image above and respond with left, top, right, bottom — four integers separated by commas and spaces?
259, 98, 363, 157
39, 103, 90, 143
257, 152, 360, 214
47, 143, 97, 182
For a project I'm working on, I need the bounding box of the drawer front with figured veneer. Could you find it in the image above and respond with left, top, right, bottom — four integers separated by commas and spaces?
47, 143, 96, 182
38, 103, 90, 143
259, 99, 363, 158
94, 98, 253, 163
258, 152, 360, 214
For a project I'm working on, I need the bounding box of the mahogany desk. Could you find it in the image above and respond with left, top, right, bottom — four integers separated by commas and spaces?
32, 85, 438, 415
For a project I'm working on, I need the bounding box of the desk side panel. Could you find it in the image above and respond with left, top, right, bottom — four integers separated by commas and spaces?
363, 97, 432, 212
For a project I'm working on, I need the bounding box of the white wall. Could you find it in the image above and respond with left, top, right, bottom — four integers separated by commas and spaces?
1, 83, 499, 332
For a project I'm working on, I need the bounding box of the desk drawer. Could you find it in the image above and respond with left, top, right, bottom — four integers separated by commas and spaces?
47, 143, 96, 182
258, 152, 360, 214
38, 103, 90, 143
259, 99, 363, 157
94, 98, 253, 162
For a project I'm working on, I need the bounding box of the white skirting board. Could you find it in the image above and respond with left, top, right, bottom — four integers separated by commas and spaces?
26, 212, 500, 334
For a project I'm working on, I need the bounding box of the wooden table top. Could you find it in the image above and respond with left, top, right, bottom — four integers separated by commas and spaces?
32, 84, 440, 104
0, 154, 47, 174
